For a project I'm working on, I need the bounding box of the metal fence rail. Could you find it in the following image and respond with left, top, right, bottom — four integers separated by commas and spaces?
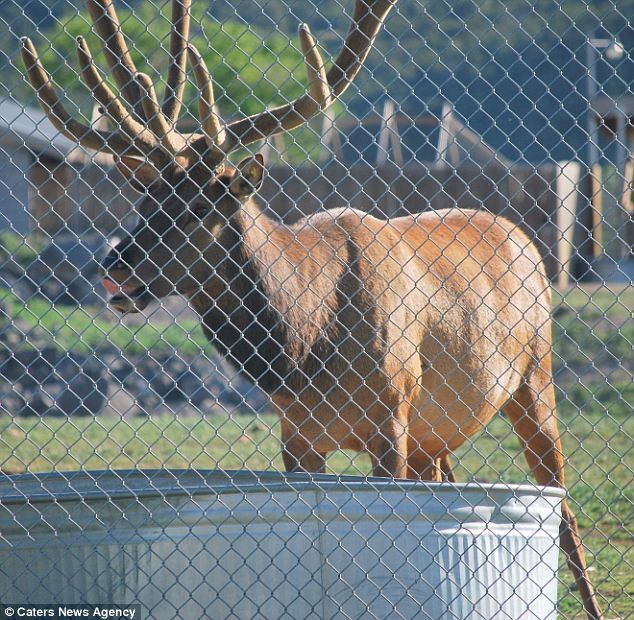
0, 0, 632, 618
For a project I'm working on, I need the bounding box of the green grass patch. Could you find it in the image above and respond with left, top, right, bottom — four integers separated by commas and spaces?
0, 413, 284, 472
0, 413, 373, 476
1, 287, 209, 356
0, 231, 46, 263
552, 285, 634, 373
558, 539, 634, 619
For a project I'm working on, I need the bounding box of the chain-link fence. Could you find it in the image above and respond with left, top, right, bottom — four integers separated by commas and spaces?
0, 0, 632, 618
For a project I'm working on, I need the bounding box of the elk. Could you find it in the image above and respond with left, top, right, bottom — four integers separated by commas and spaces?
21, 1, 601, 617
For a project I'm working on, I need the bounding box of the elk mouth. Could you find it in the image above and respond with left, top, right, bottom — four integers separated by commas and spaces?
101, 279, 151, 314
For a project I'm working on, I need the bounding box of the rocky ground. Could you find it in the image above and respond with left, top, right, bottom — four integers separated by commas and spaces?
0, 339, 270, 418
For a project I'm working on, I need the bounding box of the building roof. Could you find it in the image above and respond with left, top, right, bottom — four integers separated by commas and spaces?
0, 98, 104, 164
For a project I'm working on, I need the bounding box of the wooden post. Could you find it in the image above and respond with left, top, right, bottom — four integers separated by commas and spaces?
320, 107, 343, 162
590, 163, 603, 258
376, 99, 403, 166
555, 161, 582, 289
622, 157, 634, 256
260, 134, 286, 162
435, 101, 452, 166
621, 158, 633, 214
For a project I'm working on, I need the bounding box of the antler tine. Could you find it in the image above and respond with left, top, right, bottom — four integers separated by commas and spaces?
187, 44, 226, 160
299, 24, 331, 110
86, 0, 145, 121
20, 36, 143, 157
204, 0, 396, 161
196, 22, 331, 163
76, 36, 155, 151
135, 72, 183, 155
162, 0, 192, 123
326, 0, 396, 99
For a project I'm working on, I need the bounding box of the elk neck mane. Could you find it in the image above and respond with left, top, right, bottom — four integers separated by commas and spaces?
190, 199, 356, 395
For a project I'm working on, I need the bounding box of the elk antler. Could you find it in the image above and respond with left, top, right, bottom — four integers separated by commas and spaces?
21, 0, 396, 169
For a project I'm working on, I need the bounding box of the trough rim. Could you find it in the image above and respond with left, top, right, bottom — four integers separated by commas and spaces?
0, 468, 566, 505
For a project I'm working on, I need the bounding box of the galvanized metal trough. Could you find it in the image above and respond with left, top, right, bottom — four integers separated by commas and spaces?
0, 470, 563, 619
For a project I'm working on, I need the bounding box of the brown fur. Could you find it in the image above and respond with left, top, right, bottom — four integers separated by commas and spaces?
224, 204, 545, 469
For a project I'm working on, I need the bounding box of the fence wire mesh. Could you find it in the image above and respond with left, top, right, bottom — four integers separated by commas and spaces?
0, 0, 632, 618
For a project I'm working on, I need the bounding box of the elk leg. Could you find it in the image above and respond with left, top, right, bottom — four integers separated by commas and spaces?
367, 411, 409, 478
407, 450, 442, 482
406, 452, 454, 482
281, 422, 326, 473
503, 369, 603, 620
438, 453, 456, 482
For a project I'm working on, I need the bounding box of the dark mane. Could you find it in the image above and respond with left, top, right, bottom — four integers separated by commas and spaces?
195, 202, 346, 395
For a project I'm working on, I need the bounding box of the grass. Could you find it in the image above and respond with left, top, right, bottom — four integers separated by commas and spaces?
0, 277, 632, 618
1, 287, 209, 356
0, 413, 370, 476
0, 231, 46, 263
551, 285, 634, 374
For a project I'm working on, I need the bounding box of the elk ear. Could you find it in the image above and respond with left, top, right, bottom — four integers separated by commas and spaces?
229, 154, 265, 199
115, 156, 160, 192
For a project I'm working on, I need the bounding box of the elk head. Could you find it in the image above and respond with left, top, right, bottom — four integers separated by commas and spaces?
21, 0, 396, 312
